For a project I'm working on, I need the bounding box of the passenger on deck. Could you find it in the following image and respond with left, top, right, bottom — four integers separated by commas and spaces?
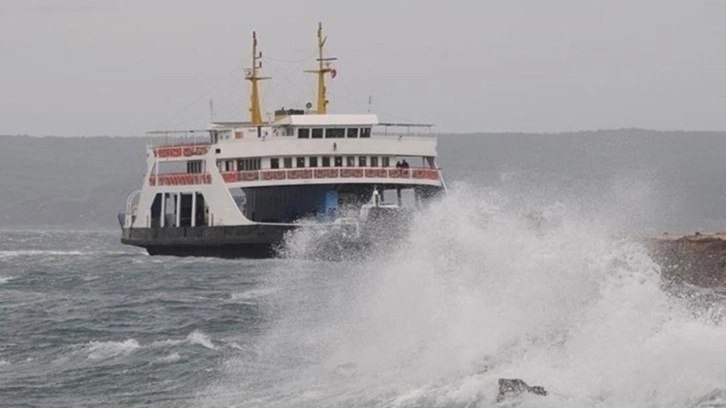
395, 161, 402, 168
401, 159, 409, 169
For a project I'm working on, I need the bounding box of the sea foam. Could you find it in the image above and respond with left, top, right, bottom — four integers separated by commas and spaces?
186, 331, 217, 350
87, 339, 140, 360
199, 185, 726, 407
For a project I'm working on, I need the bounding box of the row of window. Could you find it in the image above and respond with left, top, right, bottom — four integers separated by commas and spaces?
187, 160, 204, 174
270, 156, 391, 169
298, 127, 371, 139
238, 158, 261, 171
220, 158, 262, 172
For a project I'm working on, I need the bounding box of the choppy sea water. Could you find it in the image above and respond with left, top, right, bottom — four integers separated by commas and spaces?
2, 187, 726, 407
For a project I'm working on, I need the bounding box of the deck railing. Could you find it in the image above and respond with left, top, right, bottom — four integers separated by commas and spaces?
152, 144, 211, 158
146, 129, 227, 148
147, 167, 439, 187
146, 168, 439, 187
149, 173, 212, 186
221, 167, 440, 183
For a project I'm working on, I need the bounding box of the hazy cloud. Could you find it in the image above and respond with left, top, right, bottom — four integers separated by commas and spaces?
1, 0, 725, 135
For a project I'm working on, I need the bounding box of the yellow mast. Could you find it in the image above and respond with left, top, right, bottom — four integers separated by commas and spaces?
246, 31, 269, 125
305, 22, 336, 114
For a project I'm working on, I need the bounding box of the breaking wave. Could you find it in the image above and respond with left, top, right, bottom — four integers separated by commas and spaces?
0, 249, 87, 258
200, 184, 726, 407
186, 330, 217, 350
0, 249, 130, 260
85, 330, 217, 362
156, 352, 182, 363
87, 339, 140, 360
229, 288, 279, 302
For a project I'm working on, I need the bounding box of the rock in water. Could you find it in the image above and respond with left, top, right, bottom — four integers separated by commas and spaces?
497, 378, 547, 402
645, 233, 726, 287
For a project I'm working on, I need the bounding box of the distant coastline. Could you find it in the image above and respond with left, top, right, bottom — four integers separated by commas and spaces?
2, 130, 726, 231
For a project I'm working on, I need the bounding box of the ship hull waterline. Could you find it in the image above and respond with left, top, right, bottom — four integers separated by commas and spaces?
121, 224, 297, 258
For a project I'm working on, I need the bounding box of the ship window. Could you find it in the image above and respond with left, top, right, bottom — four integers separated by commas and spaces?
358, 156, 367, 167
238, 158, 261, 171
322, 156, 331, 167
312, 128, 324, 138
346, 156, 355, 167
361, 127, 371, 138
334, 156, 343, 167
309, 157, 318, 167
325, 128, 345, 138
284, 158, 293, 168
296, 157, 305, 168
298, 128, 310, 139
382, 157, 390, 167
370, 156, 379, 167
187, 160, 203, 173
347, 128, 359, 138
270, 158, 280, 169
224, 160, 235, 171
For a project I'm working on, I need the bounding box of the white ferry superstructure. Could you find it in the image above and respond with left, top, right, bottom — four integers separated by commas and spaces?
120, 24, 446, 257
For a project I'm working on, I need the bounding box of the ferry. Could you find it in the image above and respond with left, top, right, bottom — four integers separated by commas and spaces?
119, 23, 447, 258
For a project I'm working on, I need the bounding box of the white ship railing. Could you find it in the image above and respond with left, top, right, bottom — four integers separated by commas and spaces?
145, 167, 440, 186
218, 167, 441, 183
146, 129, 232, 147
375, 122, 434, 136
119, 190, 141, 227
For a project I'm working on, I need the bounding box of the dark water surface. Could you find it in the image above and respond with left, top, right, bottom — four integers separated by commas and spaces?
0, 230, 276, 407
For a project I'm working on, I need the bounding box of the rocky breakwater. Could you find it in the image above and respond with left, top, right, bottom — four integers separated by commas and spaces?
645, 233, 726, 287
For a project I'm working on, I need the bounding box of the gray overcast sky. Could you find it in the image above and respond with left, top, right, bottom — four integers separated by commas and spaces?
1, 0, 725, 136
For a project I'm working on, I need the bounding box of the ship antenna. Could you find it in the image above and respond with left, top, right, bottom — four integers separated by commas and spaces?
246, 31, 270, 125
305, 22, 337, 114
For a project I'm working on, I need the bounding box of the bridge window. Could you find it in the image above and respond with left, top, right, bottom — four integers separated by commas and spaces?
322, 156, 331, 167
361, 127, 371, 138
270, 158, 280, 169
346, 156, 355, 167
296, 157, 305, 168
370, 156, 379, 167
382, 157, 390, 167
298, 128, 310, 138
358, 156, 367, 167
325, 128, 345, 138
283, 158, 293, 168
309, 157, 318, 167
237, 158, 261, 171
334, 156, 343, 167
347, 128, 358, 138
312, 128, 324, 138
187, 160, 203, 173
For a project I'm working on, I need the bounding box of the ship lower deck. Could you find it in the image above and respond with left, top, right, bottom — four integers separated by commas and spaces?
121, 203, 413, 259
121, 224, 296, 258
